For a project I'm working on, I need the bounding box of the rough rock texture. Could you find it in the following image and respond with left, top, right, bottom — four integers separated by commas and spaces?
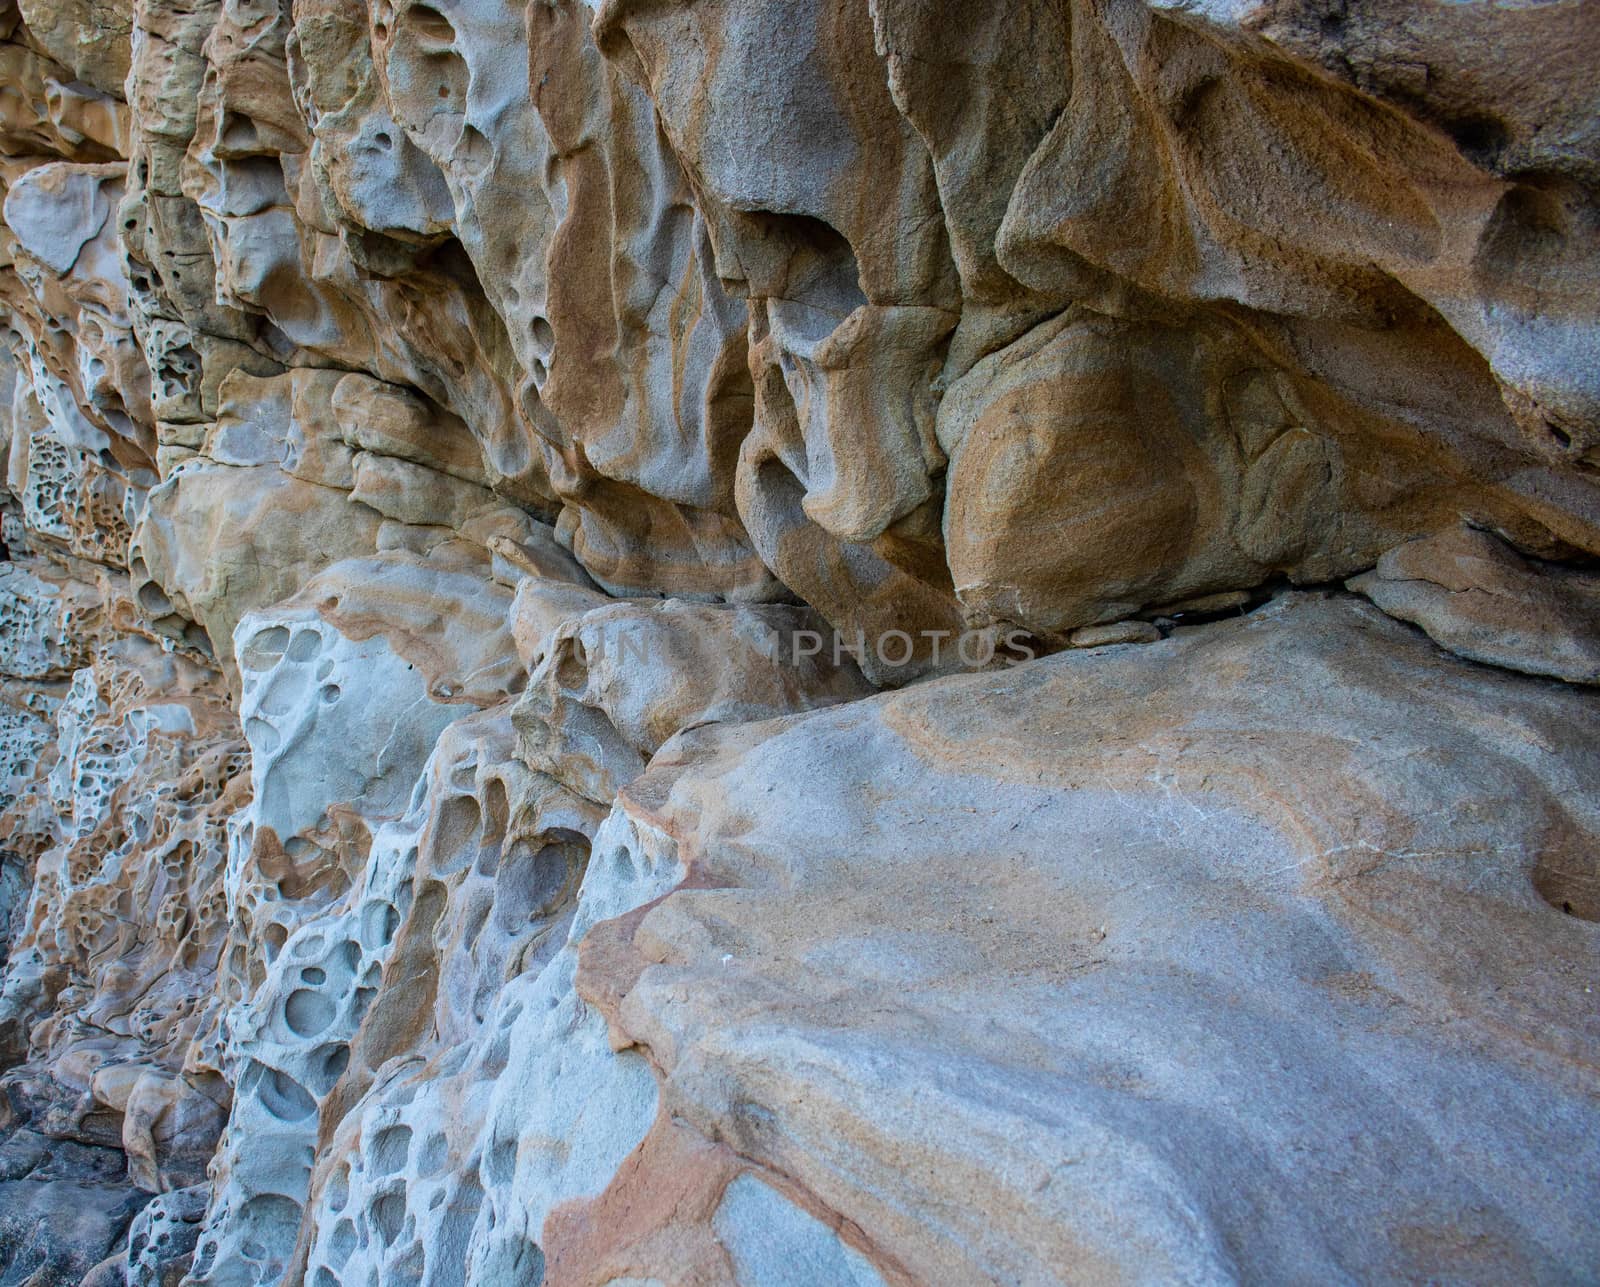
0, 0, 1595, 1283
1351, 523, 1600, 684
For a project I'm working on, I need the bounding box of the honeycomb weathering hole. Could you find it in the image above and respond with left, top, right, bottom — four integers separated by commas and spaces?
257, 1066, 316, 1123
285, 987, 338, 1037
242, 626, 291, 671
288, 629, 323, 663
1534, 856, 1600, 923
401, 4, 455, 46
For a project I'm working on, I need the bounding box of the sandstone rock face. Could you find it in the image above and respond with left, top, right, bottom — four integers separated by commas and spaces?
0, 0, 1595, 1283
570, 594, 1600, 1282
1350, 524, 1600, 685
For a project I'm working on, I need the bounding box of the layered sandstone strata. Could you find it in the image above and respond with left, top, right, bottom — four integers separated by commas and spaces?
0, 0, 1596, 1283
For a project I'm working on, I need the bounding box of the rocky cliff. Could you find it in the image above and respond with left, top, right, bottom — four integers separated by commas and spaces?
0, 0, 1597, 1282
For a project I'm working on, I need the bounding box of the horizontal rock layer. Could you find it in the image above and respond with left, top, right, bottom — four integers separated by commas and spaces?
0, 0, 1595, 1283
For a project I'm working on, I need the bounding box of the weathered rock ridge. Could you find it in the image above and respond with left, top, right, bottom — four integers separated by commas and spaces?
0, 0, 1596, 1282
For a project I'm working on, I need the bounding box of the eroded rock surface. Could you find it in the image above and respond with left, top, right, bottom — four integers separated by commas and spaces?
569, 594, 1600, 1282
1351, 523, 1600, 684
0, 0, 1595, 1282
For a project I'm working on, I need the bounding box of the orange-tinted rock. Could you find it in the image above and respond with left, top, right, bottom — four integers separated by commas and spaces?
0, 0, 1597, 1281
